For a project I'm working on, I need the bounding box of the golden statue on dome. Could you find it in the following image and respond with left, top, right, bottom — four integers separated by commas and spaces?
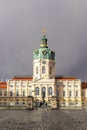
43, 28, 46, 35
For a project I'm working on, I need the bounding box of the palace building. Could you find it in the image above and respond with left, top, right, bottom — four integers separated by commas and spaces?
0, 29, 86, 109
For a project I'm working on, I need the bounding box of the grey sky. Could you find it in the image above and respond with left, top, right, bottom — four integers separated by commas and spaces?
0, 0, 87, 80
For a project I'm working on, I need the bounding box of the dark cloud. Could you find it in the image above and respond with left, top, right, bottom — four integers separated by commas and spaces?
0, 0, 87, 80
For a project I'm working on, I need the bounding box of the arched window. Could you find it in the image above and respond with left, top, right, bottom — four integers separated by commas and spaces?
49, 66, 52, 74
48, 87, 52, 95
42, 66, 46, 74
36, 67, 38, 74
36, 87, 39, 96
42, 87, 46, 98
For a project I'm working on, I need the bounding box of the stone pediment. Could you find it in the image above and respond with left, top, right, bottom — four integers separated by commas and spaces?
32, 77, 55, 83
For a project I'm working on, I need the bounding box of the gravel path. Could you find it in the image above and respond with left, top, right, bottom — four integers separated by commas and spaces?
0, 109, 87, 130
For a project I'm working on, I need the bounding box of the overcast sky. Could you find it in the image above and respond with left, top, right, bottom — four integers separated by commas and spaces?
0, 0, 87, 81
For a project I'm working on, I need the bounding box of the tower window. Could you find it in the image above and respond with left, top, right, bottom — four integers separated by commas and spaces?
42, 66, 46, 74
35, 87, 39, 96
36, 67, 38, 74
49, 66, 52, 74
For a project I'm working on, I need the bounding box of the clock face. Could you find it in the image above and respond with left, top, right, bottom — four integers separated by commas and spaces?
42, 61, 46, 64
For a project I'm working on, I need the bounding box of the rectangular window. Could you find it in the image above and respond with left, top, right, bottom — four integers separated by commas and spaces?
23, 91, 25, 96
4, 91, 7, 96
56, 91, 59, 97
16, 91, 19, 97
75, 85, 78, 87
0, 91, 2, 96
76, 91, 78, 97
69, 91, 72, 97
82, 91, 84, 97
10, 91, 13, 97
10, 85, 13, 87
69, 85, 71, 87
63, 91, 65, 97
76, 101, 78, 105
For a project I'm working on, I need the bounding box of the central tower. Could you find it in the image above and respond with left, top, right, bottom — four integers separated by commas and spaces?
33, 29, 55, 81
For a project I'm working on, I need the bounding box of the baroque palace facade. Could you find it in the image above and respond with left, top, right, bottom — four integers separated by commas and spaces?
0, 30, 87, 109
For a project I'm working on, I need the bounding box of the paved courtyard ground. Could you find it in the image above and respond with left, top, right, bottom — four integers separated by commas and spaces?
0, 108, 87, 130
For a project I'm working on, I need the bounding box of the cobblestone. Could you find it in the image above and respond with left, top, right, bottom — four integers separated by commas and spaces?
0, 109, 87, 130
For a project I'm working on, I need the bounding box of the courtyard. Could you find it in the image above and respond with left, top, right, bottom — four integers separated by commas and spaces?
0, 109, 87, 130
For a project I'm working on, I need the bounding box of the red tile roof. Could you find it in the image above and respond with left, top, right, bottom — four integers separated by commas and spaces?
81, 82, 87, 89
0, 82, 7, 89
55, 76, 77, 80
12, 76, 32, 80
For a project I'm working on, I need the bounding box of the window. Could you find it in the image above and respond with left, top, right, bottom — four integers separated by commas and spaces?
69, 85, 71, 87
42, 87, 46, 98
63, 91, 65, 97
69, 91, 72, 97
23, 102, 25, 104
42, 66, 46, 74
69, 101, 74, 106
22, 99, 25, 104
75, 85, 78, 87
10, 85, 13, 87
4, 100, 6, 105
4, 91, 7, 96
76, 100, 78, 105
57, 85, 59, 87
10, 91, 13, 97
23, 91, 25, 96
56, 91, 59, 97
36, 67, 38, 74
0, 91, 2, 96
76, 91, 78, 97
36, 87, 39, 96
49, 67, 52, 74
48, 87, 52, 95
82, 91, 84, 97
16, 100, 19, 104
16, 91, 19, 97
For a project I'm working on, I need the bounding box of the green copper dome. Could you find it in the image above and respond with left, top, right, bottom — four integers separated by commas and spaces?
33, 31, 55, 60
